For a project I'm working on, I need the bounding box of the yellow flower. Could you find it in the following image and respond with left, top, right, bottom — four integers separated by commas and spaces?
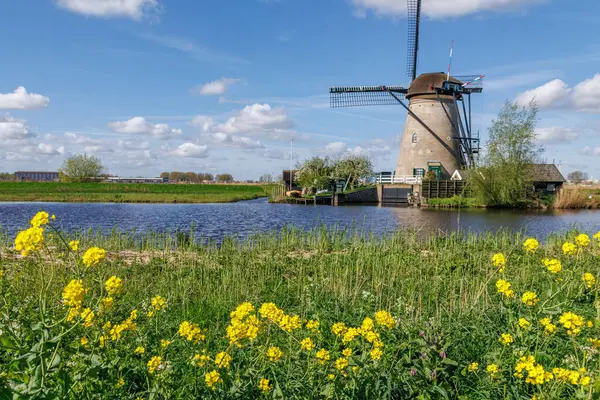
147, 356, 163, 374
300, 337, 315, 351
14, 226, 44, 256
342, 348, 353, 357
541, 258, 562, 274
361, 317, 374, 332
30, 211, 50, 227
105, 276, 123, 296
82, 247, 106, 267
258, 378, 272, 393
352, 366, 360, 374
305, 319, 320, 332
523, 238, 539, 253
80, 307, 95, 327
134, 346, 145, 355
178, 321, 205, 343
192, 351, 210, 367
100, 297, 113, 311
594, 231, 600, 240
374, 310, 395, 329
468, 362, 479, 372
334, 357, 349, 371
151, 295, 167, 311
514, 355, 552, 385
575, 233, 590, 247
580, 376, 591, 386
230, 302, 254, 320
214, 352, 232, 369
539, 318, 557, 335
147, 311, 154, 318
589, 338, 600, 348
62, 279, 86, 308
492, 253, 507, 272
259, 302, 284, 322
205, 370, 221, 390
332, 322, 347, 336
316, 348, 330, 364
518, 318, 531, 329
266, 346, 283, 362
562, 241, 577, 255
115, 378, 125, 388
160, 339, 171, 348
582, 273, 596, 289
553, 368, 580, 384
521, 291, 539, 306
68, 240, 79, 251
67, 307, 80, 322
327, 374, 335, 380
559, 312, 584, 335
495, 279, 515, 298
370, 347, 383, 361
80, 337, 89, 346
487, 364, 499, 378
342, 327, 361, 345
99, 336, 106, 347
499, 333, 514, 345
278, 314, 302, 332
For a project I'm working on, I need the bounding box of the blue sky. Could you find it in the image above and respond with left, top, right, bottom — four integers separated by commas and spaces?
1, 0, 600, 180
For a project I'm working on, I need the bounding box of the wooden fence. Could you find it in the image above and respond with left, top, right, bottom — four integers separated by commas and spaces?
421, 180, 471, 199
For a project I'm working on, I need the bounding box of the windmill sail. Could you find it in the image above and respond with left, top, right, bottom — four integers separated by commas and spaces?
406, 0, 422, 82
329, 86, 408, 108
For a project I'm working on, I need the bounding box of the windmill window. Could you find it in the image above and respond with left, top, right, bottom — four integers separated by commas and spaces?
412, 133, 418, 143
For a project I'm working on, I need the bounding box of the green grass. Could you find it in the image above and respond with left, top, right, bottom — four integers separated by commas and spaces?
0, 182, 270, 203
1, 221, 599, 398
426, 196, 480, 208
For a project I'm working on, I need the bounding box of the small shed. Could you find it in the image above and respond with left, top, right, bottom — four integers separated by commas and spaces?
282, 169, 298, 189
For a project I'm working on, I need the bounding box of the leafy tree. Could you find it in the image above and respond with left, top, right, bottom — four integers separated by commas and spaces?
59, 154, 104, 183
160, 172, 169, 179
0, 173, 14, 181
216, 174, 234, 182
332, 154, 373, 191
296, 157, 334, 194
567, 170, 588, 184
470, 101, 543, 207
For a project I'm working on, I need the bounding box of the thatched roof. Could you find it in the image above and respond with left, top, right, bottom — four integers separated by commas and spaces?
454, 164, 565, 183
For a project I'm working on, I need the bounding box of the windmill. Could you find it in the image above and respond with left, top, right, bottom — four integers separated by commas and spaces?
329, 0, 484, 181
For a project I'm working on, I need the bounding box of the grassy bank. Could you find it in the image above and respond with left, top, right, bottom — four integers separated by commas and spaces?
1, 213, 599, 398
424, 196, 481, 208
0, 182, 269, 203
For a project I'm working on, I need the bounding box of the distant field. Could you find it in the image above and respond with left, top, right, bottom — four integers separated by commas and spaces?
0, 182, 270, 203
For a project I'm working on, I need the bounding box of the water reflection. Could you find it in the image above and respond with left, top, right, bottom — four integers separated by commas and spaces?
0, 199, 598, 241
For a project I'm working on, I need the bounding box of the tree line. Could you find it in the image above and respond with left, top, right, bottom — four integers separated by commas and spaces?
159, 172, 234, 183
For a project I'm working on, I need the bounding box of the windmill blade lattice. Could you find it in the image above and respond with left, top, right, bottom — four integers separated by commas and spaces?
329, 86, 408, 108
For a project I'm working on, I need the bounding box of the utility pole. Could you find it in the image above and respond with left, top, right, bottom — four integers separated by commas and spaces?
289, 139, 293, 191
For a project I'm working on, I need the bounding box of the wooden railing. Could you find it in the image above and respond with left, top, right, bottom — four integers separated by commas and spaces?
374, 174, 422, 185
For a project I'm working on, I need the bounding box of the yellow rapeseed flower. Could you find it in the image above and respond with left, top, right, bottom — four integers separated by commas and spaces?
374, 310, 395, 329
332, 322, 347, 336
178, 321, 205, 343
115, 378, 125, 388
231, 302, 254, 320
541, 258, 562, 274
518, 318, 531, 329
105, 276, 123, 296
553, 368, 580, 384
147, 356, 163, 374
370, 347, 383, 361
151, 295, 167, 311
266, 346, 283, 362
327, 374, 335, 380
468, 362, 479, 372
334, 357, 349, 371
523, 238, 539, 253
305, 319, 320, 332
300, 337, 315, 351
80, 307, 95, 327
205, 370, 221, 390
214, 352, 232, 369
575, 233, 590, 247
342, 327, 361, 345
499, 333, 514, 345
582, 273, 596, 289
101, 297, 114, 311
278, 314, 302, 332
14, 226, 44, 256
259, 303, 284, 322
30, 211, 50, 227
160, 339, 171, 348
487, 364, 499, 378
539, 318, 557, 335
562, 242, 577, 256
492, 253, 507, 272
82, 247, 106, 267
62, 279, 86, 308
589, 338, 600, 348
495, 279, 515, 298
68, 240, 79, 251
521, 291, 539, 306
258, 378, 272, 393
342, 348, 352, 357
192, 351, 210, 367
134, 346, 145, 355
80, 337, 89, 346
514, 355, 553, 385
316, 348, 330, 364
580, 376, 591, 386
559, 312, 584, 335
361, 317, 375, 332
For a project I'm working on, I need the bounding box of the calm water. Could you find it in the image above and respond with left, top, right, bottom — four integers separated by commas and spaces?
1, 198, 599, 240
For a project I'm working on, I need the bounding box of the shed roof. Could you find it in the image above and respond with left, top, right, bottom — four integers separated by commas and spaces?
454, 164, 565, 183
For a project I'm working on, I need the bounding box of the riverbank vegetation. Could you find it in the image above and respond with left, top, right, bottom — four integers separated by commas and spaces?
1, 212, 599, 398
296, 155, 373, 195
0, 182, 269, 203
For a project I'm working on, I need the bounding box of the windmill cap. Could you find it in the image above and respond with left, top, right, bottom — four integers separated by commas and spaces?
406, 72, 463, 99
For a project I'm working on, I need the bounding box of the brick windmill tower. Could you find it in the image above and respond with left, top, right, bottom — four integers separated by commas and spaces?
330, 0, 484, 181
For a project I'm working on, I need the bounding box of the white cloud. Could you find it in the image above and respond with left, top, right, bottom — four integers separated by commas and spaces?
108, 117, 182, 139
36, 143, 64, 155
535, 126, 580, 144
0, 87, 49, 110
323, 141, 347, 157
352, 0, 545, 19
190, 103, 295, 141
64, 132, 99, 145
191, 78, 242, 96
321, 140, 393, 158
171, 142, 209, 158
231, 135, 263, 149
514, 79, 570, 108
56, 0, 159, 20
0, 114, 35, 140
581, 146, 600, 156
571, 74, 600, 113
